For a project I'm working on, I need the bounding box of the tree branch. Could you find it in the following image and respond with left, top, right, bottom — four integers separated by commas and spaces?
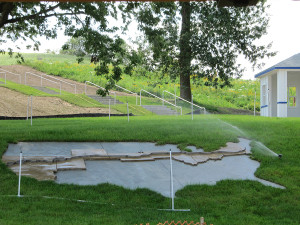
3, 3, 62, 25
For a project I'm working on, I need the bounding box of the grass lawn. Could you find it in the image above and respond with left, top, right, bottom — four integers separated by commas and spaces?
0, 115, 299, 224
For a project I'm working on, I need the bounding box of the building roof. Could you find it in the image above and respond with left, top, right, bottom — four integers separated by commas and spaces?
255, 53, 300, 78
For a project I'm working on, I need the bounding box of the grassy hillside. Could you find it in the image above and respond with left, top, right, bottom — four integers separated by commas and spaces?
0, 53, 260, 113
0, 115, 299, 224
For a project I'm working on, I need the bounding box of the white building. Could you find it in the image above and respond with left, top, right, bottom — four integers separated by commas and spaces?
255, 53, 300, 117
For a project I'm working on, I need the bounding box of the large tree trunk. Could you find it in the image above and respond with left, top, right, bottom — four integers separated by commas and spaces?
179, 2, 192, 101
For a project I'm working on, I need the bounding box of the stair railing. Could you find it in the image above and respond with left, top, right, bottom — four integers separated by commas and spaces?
140, 89, 182, 115
25, 72, 61, 95
85, 81, 116, 105
115, 84, 138, 105
38, 72, 77, 94
0, 69, 22, 83
162, 90, 206, 114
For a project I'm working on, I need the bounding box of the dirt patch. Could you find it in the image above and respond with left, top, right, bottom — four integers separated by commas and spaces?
0, 87, 111, 117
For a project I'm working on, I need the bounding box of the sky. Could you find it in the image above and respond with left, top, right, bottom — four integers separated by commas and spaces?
4, 0, 300, 80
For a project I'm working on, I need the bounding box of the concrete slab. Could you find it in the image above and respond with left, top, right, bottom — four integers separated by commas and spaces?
71, 149, 107, 157
215, 142, 244, 153
173, 155, 197, 165
57, 159, 86, 171
120, 157, 155, 162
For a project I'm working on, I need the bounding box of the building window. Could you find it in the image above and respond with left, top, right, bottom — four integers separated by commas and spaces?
288, 87, 296, 107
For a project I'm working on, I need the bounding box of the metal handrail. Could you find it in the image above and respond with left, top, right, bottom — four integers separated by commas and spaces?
163, 90, 206, 111
140, 89, 182, 115
115, 84, 138, 105
39, 72, 77, 94
85, 81, 116, 105
25, 72, 61, 95
0, 69, 21, 83
0, 72, 6, 85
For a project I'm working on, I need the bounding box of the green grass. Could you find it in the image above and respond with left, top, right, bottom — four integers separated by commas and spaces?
0, 115, 300, 224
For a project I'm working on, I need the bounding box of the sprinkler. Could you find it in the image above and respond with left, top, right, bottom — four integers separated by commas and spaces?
278, 154, 282, 159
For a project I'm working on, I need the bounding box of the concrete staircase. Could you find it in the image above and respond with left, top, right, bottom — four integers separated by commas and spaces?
141, 105, 179, 115
88, 95, 123, 105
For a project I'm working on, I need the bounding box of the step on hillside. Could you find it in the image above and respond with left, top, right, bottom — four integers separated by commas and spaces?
88, 95, 123, 105
142, 105, 179, 115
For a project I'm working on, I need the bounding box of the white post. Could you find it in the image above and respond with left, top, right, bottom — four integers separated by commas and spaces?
127, 102, 129, 122
174, 86, 176, 106
140, 90, 142, 106
109, 99, 111, 120
277, 70, 288, 117
31, 96, 33, 126
169, 149, 174, 211
191, 95, 193, 120
27, 96, 29, 120
254, 91, 256, 116
18, 151, 22, 197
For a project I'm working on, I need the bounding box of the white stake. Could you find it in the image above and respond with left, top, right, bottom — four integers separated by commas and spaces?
254, 91, 256, 116
191, 94, 193, 120
127, 102, 129, 122
109, 99, 111, 120
18, 151, 22, 197
140, 90, 142, 106
170, 149, 174, 210
31, 95, 32, 126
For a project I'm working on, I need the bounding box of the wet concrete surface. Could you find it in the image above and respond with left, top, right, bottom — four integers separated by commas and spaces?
56, 156, 284, 197
3, 139, 285, 196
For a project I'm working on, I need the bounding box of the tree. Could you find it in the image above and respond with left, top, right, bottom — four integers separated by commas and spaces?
60, 37, 86, 57
0, 2, 121, 59
132, 1, 275, 101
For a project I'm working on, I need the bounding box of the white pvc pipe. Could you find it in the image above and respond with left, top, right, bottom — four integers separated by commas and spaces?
169, 150, 174, 210
192, 95, 193, 120
109, 99, 111, 120
127, 102, 129, 122
254, 91, 256, 116
140, 90, 142, 106
18, 151, 22, 197
31, 96, 32, 126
